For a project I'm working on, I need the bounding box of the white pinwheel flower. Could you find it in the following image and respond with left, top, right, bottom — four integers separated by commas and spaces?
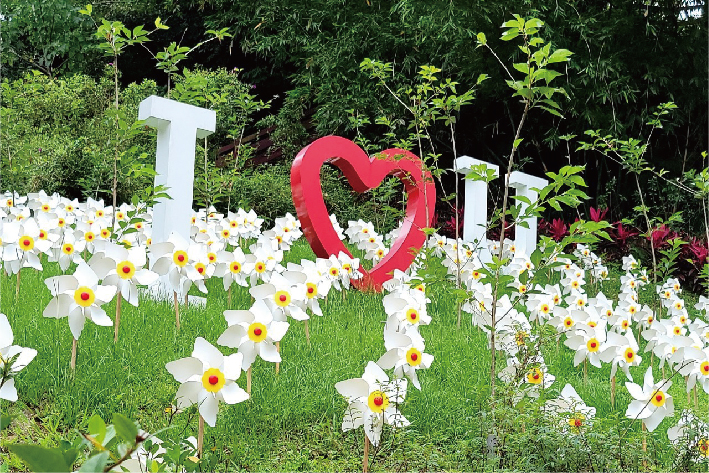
49, 232, 86, 271
250, 271, 308, 321
671, 346, 709, 394
165, 337, 249, 428
243, 238, 283, 285
148, 233, 205, 296
2, 219, 51, 273
383, 292, 431, 334
599, 330, 642, 381
335, 361, 409, 447
330, 214, 346, 240
0, 313, 38, 402
564, 322, 608, 368
622, 255, 639, 272
217, 299, 290, 370
43, 262, 117, 339
214, 248, 249, 290
512, 360, 555, 405
545, 384, 596, 434
286, 261, 331, 317
90, 242, 159, 307
377, 327, 433, 390
625, 366, 674, 432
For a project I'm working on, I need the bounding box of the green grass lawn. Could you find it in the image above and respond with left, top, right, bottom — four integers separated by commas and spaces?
0, 240, 703, 471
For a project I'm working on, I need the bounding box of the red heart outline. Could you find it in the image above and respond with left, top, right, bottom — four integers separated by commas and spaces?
291, 136, 436, 291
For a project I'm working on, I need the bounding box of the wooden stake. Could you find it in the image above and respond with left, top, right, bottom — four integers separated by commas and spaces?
694, 385, 699, 410
275, 341, 281, 374
173, 291, 180, 330
197, 415, 205, 458
15, 269, 21, 301
228, 285, 232, 309
114, 292, 122, 343
642, 422, 647, 468
611, 376, 616, 409
184, 293, 189, 306
247, 366, 252, 395
70, 337, 78, 371
363, 432, 370, 473
304, 320, 311, 347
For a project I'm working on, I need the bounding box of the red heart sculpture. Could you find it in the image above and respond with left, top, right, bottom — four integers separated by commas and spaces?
291, 136, 436, 291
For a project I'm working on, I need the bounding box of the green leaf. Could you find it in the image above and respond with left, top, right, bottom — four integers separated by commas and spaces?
513, 63, 530, 74
513, 138, 524, 149
79, 452, 110, 472
88, 414, 107, 443
500, 30, 519, 41
113, 413, 138, 443
7, 445, 70, 473
0, 414, 14, 430
476, 32, 487, 46
547, 48, 573, 63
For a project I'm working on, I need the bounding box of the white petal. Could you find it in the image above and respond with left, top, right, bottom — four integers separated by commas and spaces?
268, 321, 289, 342
68, 307, 86, 340
174, 381, 201, 409
219, 382, 249, 404
259, 342, 281, 363
0, 314, 13, 348
222, 353, 244, 381
217, 325, 246, 349
199, 392, 219, 428
335, 378, 369, 400
377, 349, 401, 370
0, 378, 18, 401
192, 337, 223, 369
166, 357, 203, 383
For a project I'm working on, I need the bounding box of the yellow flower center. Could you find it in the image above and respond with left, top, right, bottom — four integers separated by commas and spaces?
222, 229, 230, 239
330, 267, 339, 277
74, 286, 95, 307
248, 322, 267, 342
406, 348, 422, 366
624, 348, 635, 362
540, 304, 550, 314
41, 204, 50, 212
62, 243, 74, 255
230, 220, 238, 228
85, 231, 95, 241
19, 235, 34, 251
650, 390, 666, 407
588, 321, 597, 328
38, 230, 48, 240
201, 368, 225, 393
173, 250, 188, 267
701, 362, 709, 376
306, 282, 317, 299
367, 390, 389, 413
255, 262, 266, 273
406, 308, 420, 324
101, 229, 111, 239
527, 367, 543, 384
58, 218, 66, 227
274, 290, 291, 307
207, 252, 217, 263
195, 263, 206, 275
587, 338, 600, 352
230, 262, 242, 274
564, 317, 574, 328
699, 439, 709, 457
117, 260, 135, 279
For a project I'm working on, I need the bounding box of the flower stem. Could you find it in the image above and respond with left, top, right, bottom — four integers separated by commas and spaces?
114, 292, 122, 343
197, 414, 204, 458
